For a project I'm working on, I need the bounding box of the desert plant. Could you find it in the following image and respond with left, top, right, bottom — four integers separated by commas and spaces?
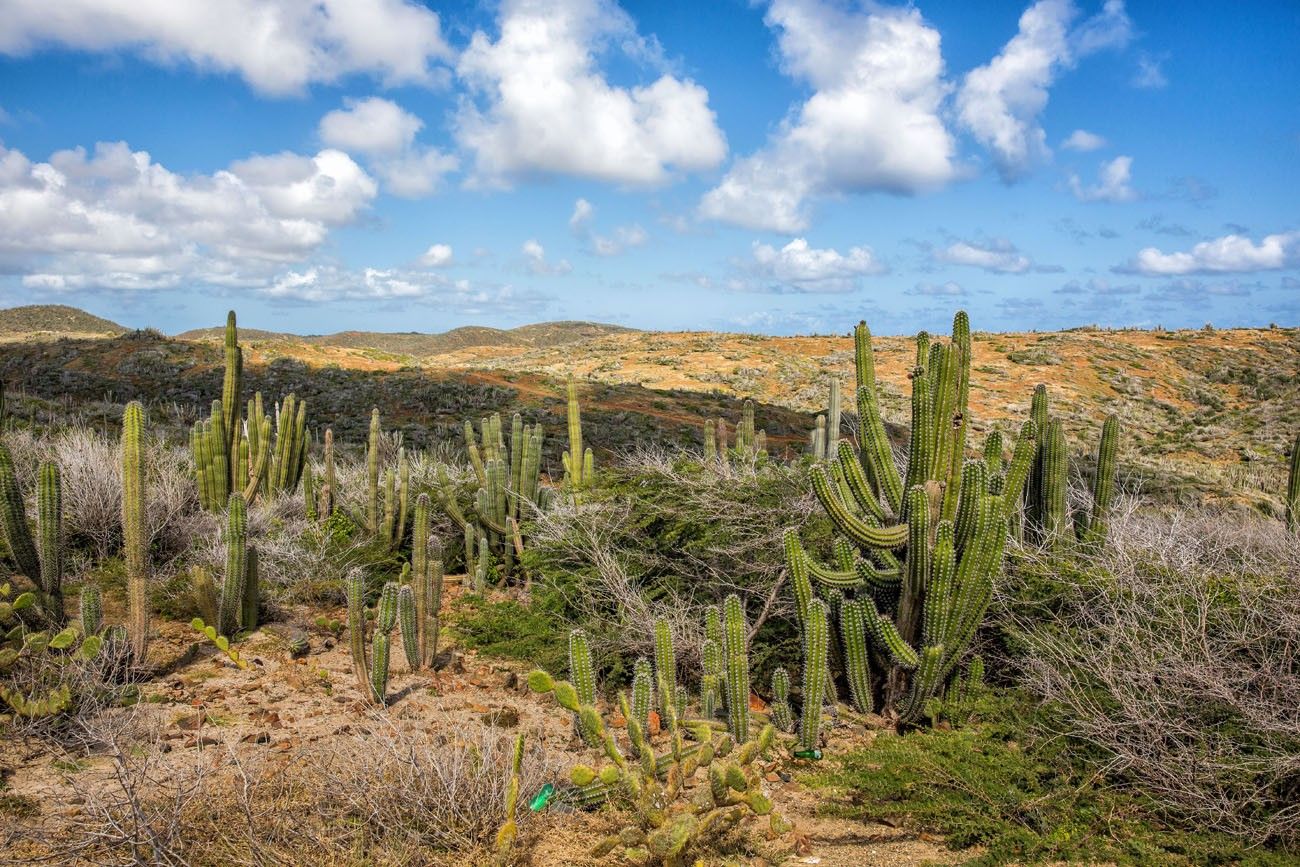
190, 493, 257, 637
1287, 430, 1299, 532
492, 732, 526, 866
770, 668, 793, 733
705, 400, 767, 464
809, 379, 841, 460
0, 447, 66, 625
435, 410, 547, 581
0, 582, 103, 719
563, 376, 594, 504
346, 571, 400, 706
787, 312, 1037, 723
122, 401, 149, 662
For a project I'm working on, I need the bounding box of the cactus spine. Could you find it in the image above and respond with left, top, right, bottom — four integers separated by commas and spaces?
799, 598, 828, 751
122, 401, 149, 662
721, 594, 750, 742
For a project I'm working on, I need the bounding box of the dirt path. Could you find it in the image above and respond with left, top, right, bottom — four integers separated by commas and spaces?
2, 588, 960, 866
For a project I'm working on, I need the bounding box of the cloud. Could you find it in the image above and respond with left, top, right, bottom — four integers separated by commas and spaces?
1056, 277, 1139, 296
1136, 214, 1194, 237
1121, 231, 1300, 275
749, 238, 885, 292
911, 280, 966, 296
1132, 52, 1167, 89
319, 97, 422, 156
418, 243, 453, 267
1061, 129, 1106, 151
957, 0, 1132, 182
455, 0, 726, 187
936, 239, 1033, 273
567, 198, 648, 256
699, 0, 956, 232
259, 265, 550, 312
318, 97, 456, 197
1068, 155, 1136, 202
0, 0, 452, 96
521, 239, 572, 275
0, 140, 376, 291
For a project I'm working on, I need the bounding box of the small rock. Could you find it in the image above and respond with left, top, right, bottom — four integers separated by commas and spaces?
503, 672, 519, 690
240, 731, 272, 745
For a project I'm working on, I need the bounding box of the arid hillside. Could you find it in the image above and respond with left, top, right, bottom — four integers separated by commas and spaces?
2, 308, 1297, 509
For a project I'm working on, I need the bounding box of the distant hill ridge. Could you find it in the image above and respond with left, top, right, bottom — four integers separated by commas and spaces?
175, 319, 637, 355
0, 304, 125, 336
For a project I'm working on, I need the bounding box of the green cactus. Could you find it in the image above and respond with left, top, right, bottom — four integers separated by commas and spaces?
1289, 431, 1300, 532
369, 582, 399, 705
0, 441, 39, 584
1083, 415, 1120, 546
367, 408, 381, 535
79, 586, 102, 636
721, 594, 750, 742
122, 401, 149, 663
632, 656, 653, 734
838, 599, 872, 714
570, 628, 596, 707
397, 583, 420, 672
242, 545, 259, 633
799, 599, 828, 751
345, 569, 369, 699
493, 732, 526, 866
35, 462, 64, 624
703, 418, 717, 461
563, 377, 594, 503
811, 415, 827, 459
789, 313, 1040, 724
700, 637, 721, 720
653, 618, 676, 713
220, 494, 248, 636
770, 667, 793, 733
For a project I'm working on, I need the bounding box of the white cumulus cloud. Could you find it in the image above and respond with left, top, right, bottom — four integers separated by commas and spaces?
1069, 155, 1136, 202
957, 0, 1132, 181
455, 0, 726, 187
937, 239, 1033, 274
318, 97, 457, 197
749, 238, 885, 291
521, 239, 572, 275
260, 265, 550, 312
1123, 231, 1300, 275
1061, 129, 1106, 151
0, 140, 377, 292
419, 243, 453, 267
700, 0, 956, 233
567, 198, 648, 256
0, 0, 452, 95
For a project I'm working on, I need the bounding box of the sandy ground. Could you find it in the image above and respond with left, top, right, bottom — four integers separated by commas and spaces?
2, 586, 961, 866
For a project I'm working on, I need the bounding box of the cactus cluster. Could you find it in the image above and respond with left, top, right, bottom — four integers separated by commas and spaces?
1, 582, 103, 719
404, 494, 444, 669
191, 494, 259, 638
302, 428, 338, 523
787, 313, 1045, 723
435, 410, 548, 581
1022, 385, 1121, 550
122, 401, 149, 662
345, 570, 422, 706
563, 377, 595, 504
0, 444, 65, 625
526, 651, 790, 863
191, 312, 309, 511
703, 399, 767, 463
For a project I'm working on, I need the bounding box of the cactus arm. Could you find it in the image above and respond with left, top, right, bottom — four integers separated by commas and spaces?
398, 583, 420, 672
811, 466, 906, 550
0, 441, 41, 581
836, 440, 887, 521
721, 595, 750, 742
895, 486, 931, 647
839, 599, 873, 714
856, 385, 904, 515
1000, 420, 1037, 521
35, 462, 64, 624
1085, 415, 1120, 546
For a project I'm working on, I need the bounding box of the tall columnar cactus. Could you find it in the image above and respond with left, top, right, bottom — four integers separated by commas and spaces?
700, 637, 721, 719
191, 312, 308, 510
346, 569, 368, 698
492, 732, 526, 867
35, 462, 64, 624
787, 313, 1039, 723
80, 586, 102, 636
721, 594, 750, 742
1024, 386, 1122, 550
0, 441, 40, 585
770, 667, 794, 733
191, 493, 256, 637
122, 401, 149, 662
397, 583, 420, 672
632, 656, 653, 735
408, 493, 443, 668
1288, 431, 1300, 532
435, 411, 546, 580
799, 599, 829, 751
569, 628, 596, 707
811, 379, 841, 458
707, 401, 768, 463
653, 618, 676, 711
563, 377, 594, 503
369, 582, 399, 705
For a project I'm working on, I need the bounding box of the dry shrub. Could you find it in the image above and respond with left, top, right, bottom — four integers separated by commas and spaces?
14, 713, 559, 866
1003, 501, 1300, 845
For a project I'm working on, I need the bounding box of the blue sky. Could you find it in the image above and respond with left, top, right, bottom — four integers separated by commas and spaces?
0, 0, 1296, 335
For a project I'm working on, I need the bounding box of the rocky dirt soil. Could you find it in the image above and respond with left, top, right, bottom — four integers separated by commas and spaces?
1, 582, 961, 867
